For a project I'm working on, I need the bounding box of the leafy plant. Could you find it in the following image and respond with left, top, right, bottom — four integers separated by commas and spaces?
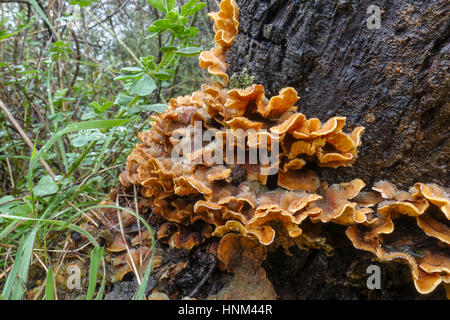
115, 0, 206, 108
0, 0, 212, 300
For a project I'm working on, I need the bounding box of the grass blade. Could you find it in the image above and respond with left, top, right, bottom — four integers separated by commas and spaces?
86, 246, 104, 300
2, 228, 38, 300
28, 0, 60, 40
45, 266, 55, 300
84, 205, 156, 300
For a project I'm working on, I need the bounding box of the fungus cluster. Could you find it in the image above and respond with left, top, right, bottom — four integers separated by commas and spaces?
84, 0, 449, 297
118, 74, 365, 250
347, 181, 450, 294
199, 0, 239, 84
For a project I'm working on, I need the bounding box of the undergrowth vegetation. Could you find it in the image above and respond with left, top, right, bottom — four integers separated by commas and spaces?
0, 0, 215, 299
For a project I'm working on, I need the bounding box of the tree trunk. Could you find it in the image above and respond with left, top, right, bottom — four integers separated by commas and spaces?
227, 0, 449, 189
225, 0, 449, 299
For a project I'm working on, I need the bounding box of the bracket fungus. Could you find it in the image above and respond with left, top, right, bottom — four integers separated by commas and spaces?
346, 181, 450, 294
85, 0, 449, 298
199, 0, 239, 84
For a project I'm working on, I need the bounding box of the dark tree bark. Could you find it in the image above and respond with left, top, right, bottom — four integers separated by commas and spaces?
225, 0, 449, 299
227, 0, 449, 189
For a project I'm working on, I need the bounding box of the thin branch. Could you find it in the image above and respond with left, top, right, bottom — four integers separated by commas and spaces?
87, 0, 131, 30
0, 98, 56, 178
187, 254, 217, 298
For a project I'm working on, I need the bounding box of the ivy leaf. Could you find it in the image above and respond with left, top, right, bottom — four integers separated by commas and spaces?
129, 74, 156, 96
33, 175, 59, 197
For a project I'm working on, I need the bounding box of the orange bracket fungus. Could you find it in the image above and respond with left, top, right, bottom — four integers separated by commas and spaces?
346, 181, 450, 294
199, 0, 239, 84
85, 0, 449, 298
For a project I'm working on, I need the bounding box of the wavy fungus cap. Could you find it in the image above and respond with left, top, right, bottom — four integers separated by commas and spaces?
199, 0, 239, 84
346, 181, 450, 294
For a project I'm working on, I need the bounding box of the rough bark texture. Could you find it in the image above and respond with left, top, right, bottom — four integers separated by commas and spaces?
225, 0, 449, 299
227, 0, 449, 189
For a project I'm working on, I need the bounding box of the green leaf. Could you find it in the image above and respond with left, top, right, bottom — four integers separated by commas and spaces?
151, 70, 173, 81
33, 175, 59, 197
128, 103, 168, 114
179, 26, 199, 39
166, 10, 179, 22
86, 246, 104, 300
27, 119, 130, 194
0, 202, 31, 216
68, 0, 97, 7
147, 19, 171, 33
120, 66, 143, 73
146, 0, 166, 13
142, 103, 168, 113
166, 0, 177, 12
181, 0, 206, 17
181, 0, 197, 16
71, 131, 106, 147
115, 94, 133, 107
129, 74, 156, 96
177, 46, 202, 56
0, 21, 33, 41
90, 101, 114, 113
45, 267, 55, 300
160, 45, 178, 53
71, 135, 89, 147
113, 72, 144, 81
2, 230, 38, 299
0, 196, 15, 206
0, 196, 18, 218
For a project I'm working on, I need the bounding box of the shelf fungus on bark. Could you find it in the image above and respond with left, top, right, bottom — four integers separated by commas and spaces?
346, 181, 450, 294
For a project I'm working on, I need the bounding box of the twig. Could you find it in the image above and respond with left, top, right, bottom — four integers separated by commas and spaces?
0, 98, 56, 178
5, 157, 15, 190
188, 254, 217, 298
0, 265, 13, 281
66, 29, 80, 97
87, 0, 131, 30
116, 193, 141, 285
